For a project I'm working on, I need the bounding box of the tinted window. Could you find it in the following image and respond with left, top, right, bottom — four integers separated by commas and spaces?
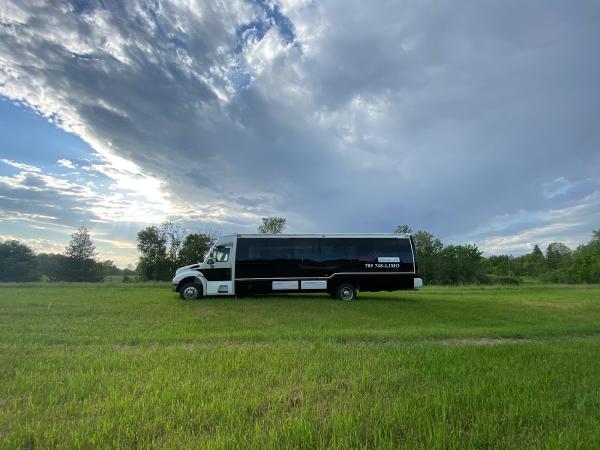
237, 237, 413, 265
397, 238, 414, 265
318, 238, 347, 261
268, 238, 294, 260
372, 239, 403, 257
237, 238, 269, 261
237, 238, 294, 261
344, 238, 413, 264
291, 238, 320, 261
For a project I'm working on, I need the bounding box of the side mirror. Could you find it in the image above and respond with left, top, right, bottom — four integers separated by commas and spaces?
206, 258, 215, 266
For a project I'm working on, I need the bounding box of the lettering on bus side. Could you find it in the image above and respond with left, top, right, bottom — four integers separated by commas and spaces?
365, 263, 401, 269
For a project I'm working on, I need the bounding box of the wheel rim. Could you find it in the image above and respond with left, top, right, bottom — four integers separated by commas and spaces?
340, 287, 354, 301
183, 286, 198, 300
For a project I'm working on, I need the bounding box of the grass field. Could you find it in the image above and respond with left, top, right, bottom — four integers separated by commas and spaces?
1, 284, 600, 449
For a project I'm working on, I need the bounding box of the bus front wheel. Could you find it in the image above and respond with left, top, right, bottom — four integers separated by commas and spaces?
180, 282, 202, 300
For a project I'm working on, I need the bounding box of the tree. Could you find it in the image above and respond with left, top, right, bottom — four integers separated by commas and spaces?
137, 223, 218, 280
394, 224, 412, 234
0, 240, 39, 282
100, 260, 121, 276
455, 244, 485, 283
484, 255, 515, 276
137, 225, 170, 281
123, 264, 137, 276
412, 230, 443, 284
59, 226, 104, 282
437, 244, 484, 284
161, 221, 187, 274
258, 217, 286, 234
520, 244, 546, 277
178, 233, 213, 266
545, 242, 572, 271
36, 253, 68, 281
562, 230, 600, 283
66, 225, 97, 260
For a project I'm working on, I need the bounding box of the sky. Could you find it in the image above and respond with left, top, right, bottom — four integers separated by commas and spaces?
0, 0, 599, 267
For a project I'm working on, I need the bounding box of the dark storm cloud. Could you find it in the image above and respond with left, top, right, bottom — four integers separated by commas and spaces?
0, 0, 599, 253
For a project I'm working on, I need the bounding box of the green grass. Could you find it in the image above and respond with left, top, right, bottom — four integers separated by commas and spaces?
1, 284, 600, 449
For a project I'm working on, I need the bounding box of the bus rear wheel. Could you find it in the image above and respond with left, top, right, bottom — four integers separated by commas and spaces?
336, 283, 357, 301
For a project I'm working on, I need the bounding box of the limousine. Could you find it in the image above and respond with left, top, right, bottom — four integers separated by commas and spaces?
172, 234, 422, 301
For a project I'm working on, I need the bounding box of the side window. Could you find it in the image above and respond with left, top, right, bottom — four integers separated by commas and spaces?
251, 239, 269, 260
369, 238, 413, 264
292, 238, 319, 261
214, 246, 230, 262
237, 238, 269, 261
357, 239, 377, 261
370, 239, 394, 257
318, 239, 347, 261
397, 238, 414, 265
236, 239, 249, 261
344, 238, 359, 261
269, 239, 293, 260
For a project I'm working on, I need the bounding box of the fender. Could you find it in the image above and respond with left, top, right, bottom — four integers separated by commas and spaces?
171, 270, 207, 295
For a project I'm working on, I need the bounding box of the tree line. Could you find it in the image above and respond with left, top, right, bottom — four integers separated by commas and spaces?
0, 226, 134, 282
1, 216, 599, 285
398, 225, 600, 285
483, 236, 600, 284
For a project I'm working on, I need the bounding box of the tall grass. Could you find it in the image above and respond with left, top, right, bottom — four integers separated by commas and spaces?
1, 284, 599, 449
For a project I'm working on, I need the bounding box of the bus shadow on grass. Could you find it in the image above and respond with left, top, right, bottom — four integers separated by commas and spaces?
181, 292, 421, 304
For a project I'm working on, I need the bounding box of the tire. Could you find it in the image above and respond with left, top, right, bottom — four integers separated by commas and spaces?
180, 282, 202, 300
336, 283, 357, 301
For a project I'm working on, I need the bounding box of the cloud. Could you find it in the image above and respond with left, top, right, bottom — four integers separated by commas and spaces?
0, 0, 598, 258
57, 158, 76, 169
0, 234, 66, 255
456, 191, 600, 254
1, 157, 185, 225
542, 176, 600, 200
543, 177, 572, 199
0, 159, 41, 173
0, 210, 58, 223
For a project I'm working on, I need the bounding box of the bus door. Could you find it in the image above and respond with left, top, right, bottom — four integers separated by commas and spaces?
205, 245, 233, 295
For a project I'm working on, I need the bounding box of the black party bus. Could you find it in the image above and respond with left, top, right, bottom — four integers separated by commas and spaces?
171, 234, 422, 301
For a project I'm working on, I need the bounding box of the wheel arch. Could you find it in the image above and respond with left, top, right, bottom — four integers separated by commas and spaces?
328, 274, 360, 292
176, 274, 206, 295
